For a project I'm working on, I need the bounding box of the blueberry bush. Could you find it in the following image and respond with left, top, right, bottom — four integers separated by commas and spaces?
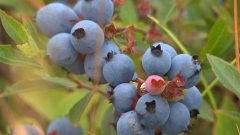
0, 0, 239, 135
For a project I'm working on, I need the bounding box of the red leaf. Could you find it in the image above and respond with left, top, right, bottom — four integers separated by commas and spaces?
122, 25, 136, 54
138, 0, 152, 17
145, 22, 162, 42
161, 74, 186, 101
113, 0, 125, 6
131, 97, 139, 110
104, 23, 118, 40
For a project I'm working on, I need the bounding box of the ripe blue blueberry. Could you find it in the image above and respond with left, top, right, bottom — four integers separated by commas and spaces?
103, 53, 135, 87
102, 40, 121, 57
47, 117, 83, 135
180, 86, 202, 118
71, 20, 104, 54
135, 94, 170, 128
153, 41, 177, 59
36, 3, 78, 37
167, 54, 201, 88
84, 40, 120, 83
160, 102, 190, 135
112, 83, 137, 113
63, 57, 85, 74
142, 44, 171, 76
12, 124, 43, 135
117, 111, 154, 135
47, 33, 79, 66
73, 0, 114, 25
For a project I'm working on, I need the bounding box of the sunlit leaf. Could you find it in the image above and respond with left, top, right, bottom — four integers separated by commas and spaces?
19, 89, 87, 120
0, 10, 28, 44
100, 106, 116, 135
0, 45, 40, 68
68, 92, 94, 124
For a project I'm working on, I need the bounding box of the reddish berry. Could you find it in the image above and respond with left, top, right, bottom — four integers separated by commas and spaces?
145, 75, 166, 95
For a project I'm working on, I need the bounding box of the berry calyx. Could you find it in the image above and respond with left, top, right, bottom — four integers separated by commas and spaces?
151, 44, 163, 56
72, 28, 85, 39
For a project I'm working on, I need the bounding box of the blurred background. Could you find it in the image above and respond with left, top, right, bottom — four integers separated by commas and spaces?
0, 0, 239, 135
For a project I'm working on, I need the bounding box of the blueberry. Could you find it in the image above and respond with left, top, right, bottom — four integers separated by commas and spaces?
12, 124, 44, 135
160, 102, 190, 135
102, 40, 121, 57
55, 0, 79, 5
142, 44, 171, 76
36, 3, 78, 37
84, 40, 120, 83
180, 86, 202, 118
117, 111, 154, 135
63, 57, 85, 74
73, 0, 114, 25
71, 20, 104, 54
103, 53, 135, 87
47, 117, 83, 135
152, 41, 177, 59
112, 83, 137, 113
135, 94, 170, 128
47, 33, 79, 66
167, 54, 201, 88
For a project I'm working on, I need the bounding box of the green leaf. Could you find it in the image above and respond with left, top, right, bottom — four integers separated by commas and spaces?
216, 110, 240, 121
214, 97, 240, 135
0, 45, 40, 68
19, 89, 87, 120
199, 99, 215, 122
41, 75, 77, 89
0, 10, 28, 44
100, 106, 117, 135
68, 92, 94, 124
23, 20, 41, 56
150, 0, 177, 24
0, 0, 34, 14
200, 19, 233, 60
207, 55, 240, 97
119, 0, 138, 24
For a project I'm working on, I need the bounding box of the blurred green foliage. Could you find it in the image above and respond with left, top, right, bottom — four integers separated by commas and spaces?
0, 0, 239, 135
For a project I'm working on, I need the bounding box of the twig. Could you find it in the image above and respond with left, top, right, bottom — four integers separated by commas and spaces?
234, 0, 240, 72
68, 75, 108, 97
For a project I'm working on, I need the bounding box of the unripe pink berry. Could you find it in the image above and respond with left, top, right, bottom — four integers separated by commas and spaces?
145, 75, 166, 95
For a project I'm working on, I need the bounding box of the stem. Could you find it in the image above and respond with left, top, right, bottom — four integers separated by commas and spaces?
148, 15, 190, 54
68, 75, 108, 97
234, 0, 240, 72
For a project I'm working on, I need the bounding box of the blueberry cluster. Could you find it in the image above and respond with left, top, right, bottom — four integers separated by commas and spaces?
36, 0, 115, 77
36, 1, 202, 135
113, 42, 202, 135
